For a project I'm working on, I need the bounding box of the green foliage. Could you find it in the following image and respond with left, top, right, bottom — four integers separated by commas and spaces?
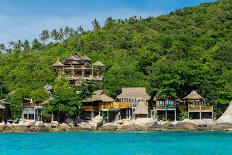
178, 110, 188, 121
0, 0, 231, 107
0, 78, 8, 99
10, 89, 24, 119
44, 79, 80, 119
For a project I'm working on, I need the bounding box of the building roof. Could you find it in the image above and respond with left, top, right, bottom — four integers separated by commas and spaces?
82, 90, 114, 103
80, 55, 91, 61
93, 61, 105, 67
134, 103, 148, 115
117, 87, 150, 100
52, 60, 64, 67
183, 90, 205, 101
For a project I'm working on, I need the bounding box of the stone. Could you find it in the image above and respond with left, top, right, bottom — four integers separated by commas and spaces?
78, 123, 92, 131
175, 122, 199, 131
14, 125, 30, 132
58, 123, 72, 131
0, 124, 6, 132
134, 118, 156, 126
98, 123, 118, 131
51, 121, 59, 128
65, 118, 74, 126
162, 121, 174, 129
4, 125, 15, 132
30, 124, 49, 132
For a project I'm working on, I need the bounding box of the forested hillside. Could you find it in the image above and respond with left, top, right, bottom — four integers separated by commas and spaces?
0, 0, 231, 105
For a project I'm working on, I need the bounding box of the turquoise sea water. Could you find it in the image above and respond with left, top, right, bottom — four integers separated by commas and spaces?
0, 132, 231, 155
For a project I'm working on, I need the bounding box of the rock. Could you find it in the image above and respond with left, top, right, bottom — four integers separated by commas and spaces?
78, 122, 92, 131
58, 123, 72, 131
175, 122, 199, 131
4, 125, 14, 132
19, 120, 36, 127
30, 124, 49, 132
211, 123, 232, 131
99, 123, 118, 131
65, 118, 74, 126
118, 124, 137, 131
162, 121, 174, 129
14, 125, 30, 132
91, 115, 103, 127
0, 124, 6, 132
51, 121, 59, 128
134, 118, 155, 126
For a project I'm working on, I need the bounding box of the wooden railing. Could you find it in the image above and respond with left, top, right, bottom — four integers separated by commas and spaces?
188, 106, 213, 111
155, 104, 176, 110
80, 106, 99, 111
100, 102, 130, 110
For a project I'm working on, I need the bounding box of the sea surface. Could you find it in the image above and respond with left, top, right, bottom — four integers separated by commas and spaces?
0, 131, 231, 155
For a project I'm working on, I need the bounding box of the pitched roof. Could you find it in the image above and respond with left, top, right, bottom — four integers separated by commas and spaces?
82, 90, 114, 103
134, 103, 148, 115
80, 55, 91, 61
52, 60, 64, 67
183, 90, 205, 101
117, 87, 150, 100
93, 61, 105, 67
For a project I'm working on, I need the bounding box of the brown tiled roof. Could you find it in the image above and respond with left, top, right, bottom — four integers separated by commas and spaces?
117, 87, 150, 100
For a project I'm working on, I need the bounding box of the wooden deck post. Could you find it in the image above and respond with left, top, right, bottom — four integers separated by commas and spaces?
174, 110, 177, 121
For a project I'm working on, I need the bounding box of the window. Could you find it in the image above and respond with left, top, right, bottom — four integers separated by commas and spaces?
24, 114, 28, 119
29, 114, 34, 120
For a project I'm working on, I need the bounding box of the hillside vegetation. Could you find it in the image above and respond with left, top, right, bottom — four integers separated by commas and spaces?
0, 0, 231, 107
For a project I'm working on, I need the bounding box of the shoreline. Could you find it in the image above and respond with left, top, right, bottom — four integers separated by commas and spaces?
1, 121, 232, 133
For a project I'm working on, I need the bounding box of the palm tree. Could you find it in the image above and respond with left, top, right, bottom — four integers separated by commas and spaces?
77, 25, 84, 34
51, 29, 59, 41
92, 19, 101, 30
0, 43, 6, 54
64, 26, 70, 38
40, 30, 50, 42
23, 40, 30, 51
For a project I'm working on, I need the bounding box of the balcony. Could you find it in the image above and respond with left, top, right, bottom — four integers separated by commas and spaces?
188, 106, 213, 111
100, 102, 130, 110
155, 104, 176, 110
80, 106, 99, 111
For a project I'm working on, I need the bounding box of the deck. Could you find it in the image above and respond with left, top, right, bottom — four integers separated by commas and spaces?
188, 106, 213, 112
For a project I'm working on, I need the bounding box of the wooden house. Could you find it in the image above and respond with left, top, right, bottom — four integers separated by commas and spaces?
22, 98, 43, 121
182, 90, 214, 120
116, 87, 150, 119
52, 53, 105, 85
0, 99, 11, 123
151, 97, 177, 121
81, 90, 130, 122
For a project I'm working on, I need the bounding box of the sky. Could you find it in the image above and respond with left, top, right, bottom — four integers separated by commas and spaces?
0, 0, 215, 44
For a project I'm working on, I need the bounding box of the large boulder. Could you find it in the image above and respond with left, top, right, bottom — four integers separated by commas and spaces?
78, 122, 92, 131
14, 125, 30, 132
162, 121, 174, 129
134, 118, 156, 126
4, 125, 15, 132
98, 123, 118, 131
0, 124, 6, 132
30, 123, 49, 132
50, 121, 59, 128
58, 123, 72, 131
65, 118, 74, 126
175, 122, 199, 131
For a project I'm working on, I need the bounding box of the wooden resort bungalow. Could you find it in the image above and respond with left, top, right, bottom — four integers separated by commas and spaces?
52, 53, 105, 85
80, 90, 130, 122
151, 97, 177, 121
116, 87, 150, 119
0, 99, 11, 123
182, 90, 214, 120
22, 98, 43, 121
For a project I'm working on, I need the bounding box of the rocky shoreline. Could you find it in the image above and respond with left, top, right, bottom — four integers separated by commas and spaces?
1, 117, 232, 133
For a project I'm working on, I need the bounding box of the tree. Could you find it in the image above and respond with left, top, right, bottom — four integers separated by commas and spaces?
0, 78, 7, 99
0, 43, 6, 54
31, 39, 42, 50
23, 40, 30, 51
105, 17, 115, 28
40, 30, 50, 42
51, 29, 60, 41
10, 89, 24, 119
92, 19, 101, 30
44, 79, 80, 121
77, 25, 84, 34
